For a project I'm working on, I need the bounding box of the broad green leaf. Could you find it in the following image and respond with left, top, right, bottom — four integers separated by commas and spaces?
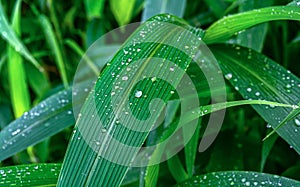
0, 2, 43, 71
38, 15, 68, 88
8, 0, 30, 118
0, 163, 61, 186
211, 44, 300, 154
110, 0, 136, 26
57, 15, 204, 186
204, 6, 300, 44
84, 0, 105, 20
142, 0, 186, 22
176, 171, 300, 186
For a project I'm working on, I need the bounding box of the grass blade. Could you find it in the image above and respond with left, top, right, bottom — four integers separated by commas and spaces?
8, 0, 30, 118
38, 15, 69, 88
211, 44, 300, 154
57, 15, 204, 186
84, 0, 105, 20
260, 133, 278, 171
142, 0, 187, 22
263, 104, 300, 141
204, 6, 300, 44
0, 2, 43, 71
110, 0, 136, 26
176, 171, 300, 186
0, 163, 61, 186
0, 88, 75, 162
167, 155, 188, 183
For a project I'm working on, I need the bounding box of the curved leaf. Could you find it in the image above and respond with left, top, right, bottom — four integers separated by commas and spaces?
204, 6, 300, 44
0, 2, 43, 71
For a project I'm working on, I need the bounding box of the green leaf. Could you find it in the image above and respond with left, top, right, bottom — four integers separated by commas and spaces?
167, 155, 188, 183
7, 0, 31, 118
263, 104, 300, 141
84, 0, 105, 20
236, 0, 272, 52
0, 2, 43, 71
211, 44, 300, 154
110, 0, 136, 26
142, 0, 187, 22
260, 133, 278, 171
0, 163, 61, 186
176, 171, 300, 186
0, 88, 74, 162
38, 15, 68, 88
204, 6, 300, 44
57, 15, 204, 186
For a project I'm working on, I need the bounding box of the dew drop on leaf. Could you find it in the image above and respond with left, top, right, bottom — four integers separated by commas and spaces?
225, 73, 233, 80
135, 90, 143, 98
294, 118, 300, 127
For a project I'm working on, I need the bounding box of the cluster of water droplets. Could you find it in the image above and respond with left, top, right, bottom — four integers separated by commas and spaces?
178, 171, 291, 186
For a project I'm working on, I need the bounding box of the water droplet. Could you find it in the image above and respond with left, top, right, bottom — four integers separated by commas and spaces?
266, 124, 272, 128
151, 77, 156, 82
170, 67, 174, 72
170, 90, 175, 94
122, 76, 128, 81
135, 90, 142, 98
246, 88, 252, 92
12, 129, 21, 136
225, 73, 233, 80
294, 119, 300, 127
255, 92, 260, 96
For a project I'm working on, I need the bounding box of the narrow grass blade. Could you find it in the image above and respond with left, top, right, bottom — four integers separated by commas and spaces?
204, 6, 300, 44
142, 0, 186, 22
8, 0, 30, 118
38, 15, 68, 87
110, 0, 136, 26
0, 163, 61, 186
57, 15, 204, 186
260, 133, 278, 171
263, 104, 300, 141
0, 88, 75, 161
0, 2, 43, 71
176, 171, 300, 186
167, 155, 188, 183
211, 44, 300, 154
84, 0, 105, 20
